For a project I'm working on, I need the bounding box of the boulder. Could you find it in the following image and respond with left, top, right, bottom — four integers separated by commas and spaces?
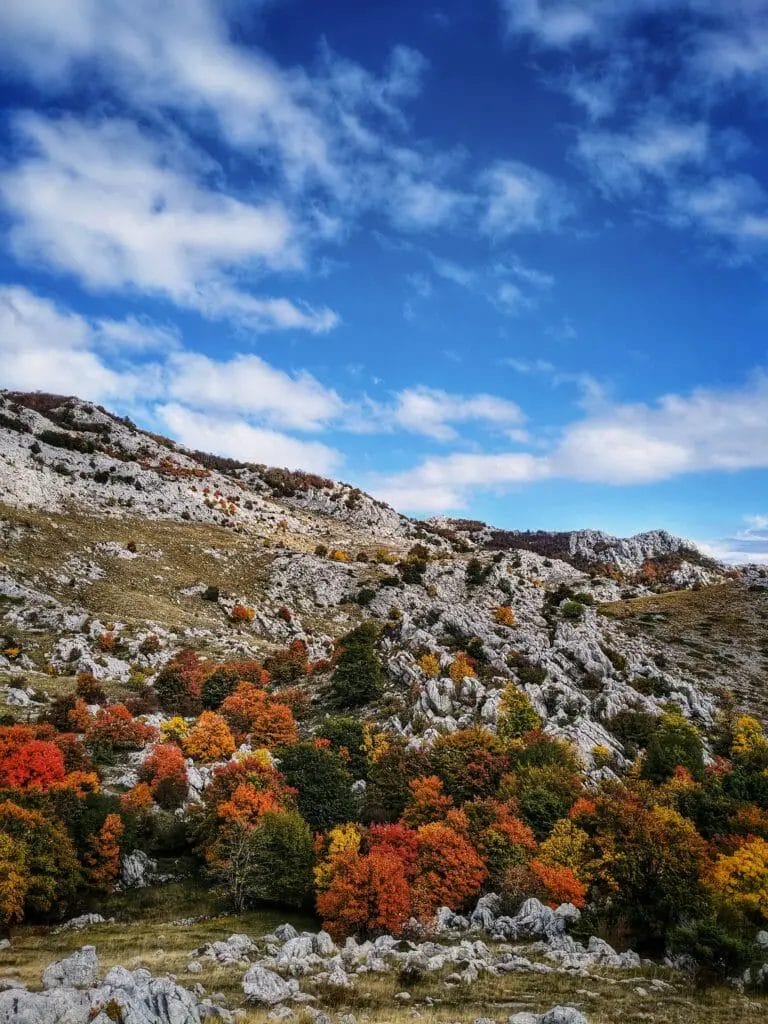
120, 850, 157, 889
42, 946, 99, 989
242, 965, 293, 1006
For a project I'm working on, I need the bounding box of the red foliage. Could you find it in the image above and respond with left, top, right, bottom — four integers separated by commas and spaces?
86, 705, 157, 751
139, 744, 188, 809
0, 739, 66, 791
316, 846, 412, 939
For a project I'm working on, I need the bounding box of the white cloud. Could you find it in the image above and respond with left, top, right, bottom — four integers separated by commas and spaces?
373, 371, 768, 511
668, 173, 768, 252
391, 386, 525, 441
479, 161, 572, 236
499, 0, 601, 47
0, 113, 337, 333
165, 352, 344, 431
697, 515, 768, 565
575, 116, 710, 197
157, 404, 342, 474
0, 284, 149, 400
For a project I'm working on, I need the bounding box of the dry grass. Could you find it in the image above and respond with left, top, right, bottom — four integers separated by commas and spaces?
1, 880, 766, 1023
600, 583, 768, 718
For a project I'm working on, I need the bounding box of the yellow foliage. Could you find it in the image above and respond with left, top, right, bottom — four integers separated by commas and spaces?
160, 717, 189, 743
184, 711, 236, 762
449, 652, 476, 683
314, 823, 363, 890
538, 818, 594, 883
363, 723, 390, 764
329, 549, 351, 562
591, 744, 613, 769
708, 837, 768, 920
373, 547, 397, 564
494, 606, 517, 627
732, 715, 768, 763
418, 653, 440, 679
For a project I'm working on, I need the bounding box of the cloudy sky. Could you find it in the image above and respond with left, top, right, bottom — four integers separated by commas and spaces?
1, 0, 767, 561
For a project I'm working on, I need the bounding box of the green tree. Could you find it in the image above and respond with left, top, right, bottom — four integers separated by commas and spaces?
244, 810, 314, 907
642, 711, 704, 784
276, 742, 356, 831
330, 621, 384, 707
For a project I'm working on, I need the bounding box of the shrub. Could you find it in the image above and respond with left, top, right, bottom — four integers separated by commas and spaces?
0, 739, 66, 791
497, 684, 541, 742
201, 661, 267, 710
86, 705, 156, 756
494, 606, 517, 627
139, 744, 189, 809
317, 716, 368, 779
329, 549, 350, 562
241, 810, 314, 908
184, 712, 236, 762
330, 621, 383, 707
449, 652, 475, 684
418, 652, 440, 678
430, 728, 506, 804
231, 604, 255, 624
560, 600, 584, 620
220, 683, 297, 748
75, 673, 107, 705
642, 711, 704, 784
276, 741, 355, 831
264, 641, 308, 686
154, 650, 207, 715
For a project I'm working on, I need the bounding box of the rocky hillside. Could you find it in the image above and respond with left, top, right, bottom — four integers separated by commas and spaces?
3, 390, 768, 1024
0, 389, 755, 768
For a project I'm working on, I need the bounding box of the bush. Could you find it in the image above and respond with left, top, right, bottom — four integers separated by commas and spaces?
668, 918, 754, 981
231, 604, 255, 624
330, 621, 384, 707
497, 684, 541, 742
276, 742, 356, 831
560, 600, 584, 620
317, 716, 368, 779
242, 810, 314, 908
154, 650, 206, 715
642, 712, 704, 784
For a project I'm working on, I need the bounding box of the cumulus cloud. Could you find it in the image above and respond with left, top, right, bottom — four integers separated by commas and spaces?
0, 114, 337, 333
165, 352, 344, 431
156, 403, 342, 475
697, 515, 768, 565
372, 373, 768, 511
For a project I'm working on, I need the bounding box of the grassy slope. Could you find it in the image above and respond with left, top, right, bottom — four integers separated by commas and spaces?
0, 879, 765, 1022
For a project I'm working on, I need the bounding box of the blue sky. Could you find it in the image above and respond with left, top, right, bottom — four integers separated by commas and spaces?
1, 0, 768, 561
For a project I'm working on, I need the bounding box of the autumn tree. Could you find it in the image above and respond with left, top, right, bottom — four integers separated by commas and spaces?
708, 837, 768, 922
84, 813, 124, 892
184, 711, 236, 762
154, 649, 208, 715
139, 743, 189, 809
411, 822, 487, 922
642, 711, 705, 784
0, 801, 80, 916
316, 845, 412, 939
220, 683, 297, 748
402, 776, 454, 827
0, 833, 28, 930
497, 684, 541, 743
430, 728, 507, 803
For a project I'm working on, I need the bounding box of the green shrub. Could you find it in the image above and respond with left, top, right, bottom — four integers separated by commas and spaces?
642, 711, 704, 783
275, 742, 356, 831
330, 621, 383, 707
242, 810, 314, 908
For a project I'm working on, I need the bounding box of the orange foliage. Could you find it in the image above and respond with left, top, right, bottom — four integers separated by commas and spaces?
529, 859, 587, 908
402, 775, 454, 826
184, 712, 236, 762
411, 822, 487, 921
85, 813, 124, 892
139, 744, 188, 808
121, 782, 154, 813
220, 683, 297, 748
231, 604, 255, 623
